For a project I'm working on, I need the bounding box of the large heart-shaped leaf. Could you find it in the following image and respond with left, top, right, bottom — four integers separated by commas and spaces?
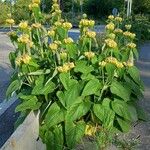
66, 97, 91, 121
45, 102, 65, 128
110, 81, 131, 101
82, 79, 101, 96
65, 121, 86, 149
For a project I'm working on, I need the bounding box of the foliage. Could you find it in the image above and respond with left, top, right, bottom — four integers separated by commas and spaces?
6, 0, 144, 149
133, 0, 150, 14
0, 2, 10, 25
84, 0, 124, 18
122, 15, 150, 42
12, 0, 31, 24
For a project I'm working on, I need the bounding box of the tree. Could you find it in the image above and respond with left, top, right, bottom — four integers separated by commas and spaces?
0, 1, 10, 24
133, 0, 150, 14
84, 0, 124, 18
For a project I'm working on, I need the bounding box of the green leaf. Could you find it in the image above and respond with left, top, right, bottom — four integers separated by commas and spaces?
74, 60, 94, 74
15, 96, 41, 112
59, 73, 70, 90
117, 118, 131, 133
40, 125, 63, 150
82, 79, 100, 96
32, 79, 55, 95
9, 52, 16, 69
81, 73, 95, 81
110, 81, 131, 101
127, 66, 141, 85
45, 102, 65, 128
111, 99, 137, 121
27, 69, 50, 76
57, 91, 65, 108
105, 63, 116, 79
93, 104, 115, 129
124, 75, 143, 98
66, 43, 78, 59
57, 27, 66, 39
65, 121, 86, 149
6, 79, 21, 99
66, 97, 91, 121
57, 82, 81, 108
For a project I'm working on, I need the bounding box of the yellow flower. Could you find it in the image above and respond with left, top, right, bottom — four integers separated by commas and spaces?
115, 16, 123, 22
21, 54, 31, 64
57, 62, 75, 73
7, 31, 16, 37
53, 3, 59, 9
19, 21, 28, 29
60, 52, 67, 60
127, 62, 134, 67
64, 38, 74, 44
84, 51, 95, 59
57, 66, 64, 72
127, 42, 136, 49
48, 30, 55, 37
18, 34, 30, 44
55, 10, 62, 14
29, 41, 34, 48
15, 57, 22, 66
108, 15, 114, 20
32, 0, 40, 4
116, 62, 124, 68
49, 43, 58, 51
105, 57, 117, 64
85, 125, 96, 136
114, 28, 123, 34
62, 22, 72, 30
6, 19, 15, 25
54, 40, 62, 45
89, 20, 95, 27
108, 33, 116, 39
86, 31, 96, 38
54, 21, 62, 26
105, 38, 117, 48
79, 19, 89, 27
105, 57, 123, 68
67, 62, 75, 69
31, 23, 42, 29
124, 61, 134, 67
99, 61, 107, 67
83, 13, 87, 18
125, 24, 132, 30
53, 0, 57, 3
29, 3, 39, 10
106, 22, 115, 31
123, 31, 136, 39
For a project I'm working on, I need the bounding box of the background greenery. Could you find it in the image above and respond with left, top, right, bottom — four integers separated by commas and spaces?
0, 0, 150, 41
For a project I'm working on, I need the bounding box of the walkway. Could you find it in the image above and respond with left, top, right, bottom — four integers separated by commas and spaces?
0, 32, 13, 102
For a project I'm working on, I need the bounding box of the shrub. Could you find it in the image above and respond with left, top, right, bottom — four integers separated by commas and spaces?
7, 0, 145, 149
121, 15, 150, 42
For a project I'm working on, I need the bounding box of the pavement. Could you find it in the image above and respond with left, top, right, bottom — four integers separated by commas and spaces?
0, 29, 150, 149
0, 32, 13, 102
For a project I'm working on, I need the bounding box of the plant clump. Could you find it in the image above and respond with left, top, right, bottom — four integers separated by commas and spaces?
7, 0, 144, 149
